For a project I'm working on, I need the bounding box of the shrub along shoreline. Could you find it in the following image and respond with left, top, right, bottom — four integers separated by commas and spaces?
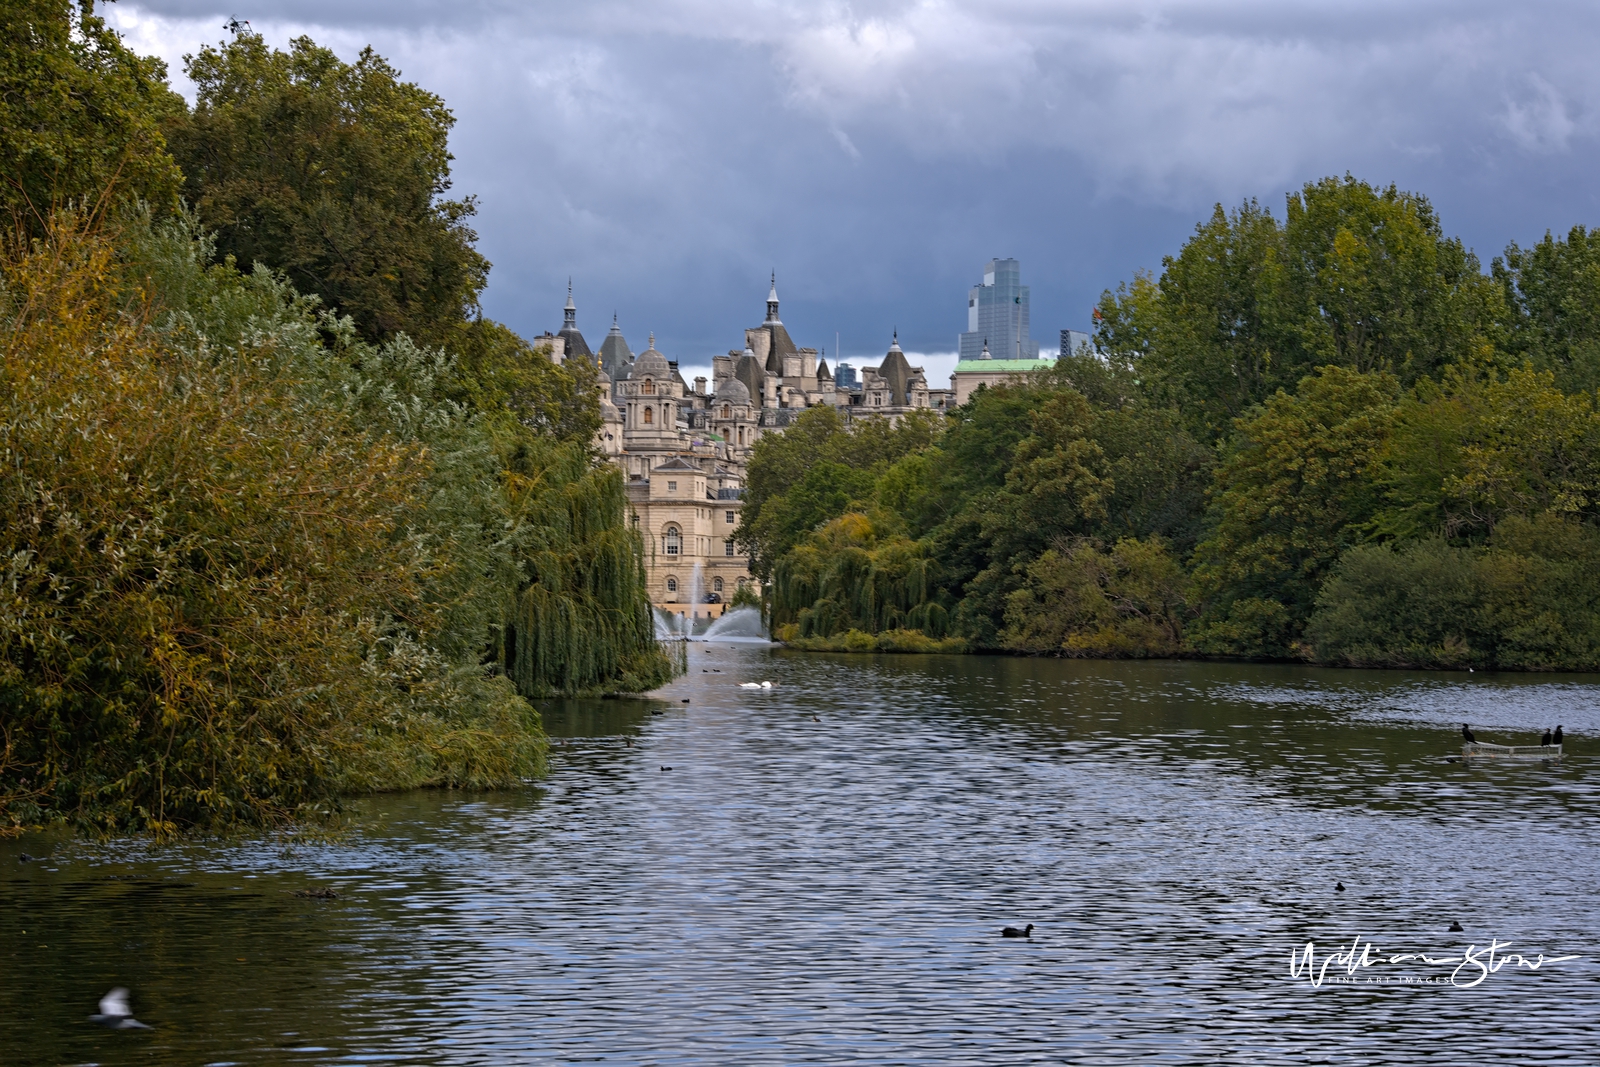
0, 9, 674, 837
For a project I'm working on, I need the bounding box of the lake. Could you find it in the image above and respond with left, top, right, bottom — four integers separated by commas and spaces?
3, 645, 1598, 1064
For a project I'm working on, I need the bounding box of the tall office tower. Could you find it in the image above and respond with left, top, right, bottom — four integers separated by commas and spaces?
958, 258, 1040, 361
1060, 329, 1092, 357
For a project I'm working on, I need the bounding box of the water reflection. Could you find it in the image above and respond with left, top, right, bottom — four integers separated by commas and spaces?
3, 648, 1598, 1064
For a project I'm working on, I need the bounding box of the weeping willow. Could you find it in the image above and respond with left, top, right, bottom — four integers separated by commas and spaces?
771, 513, 950, 640
499, 443, 674, 696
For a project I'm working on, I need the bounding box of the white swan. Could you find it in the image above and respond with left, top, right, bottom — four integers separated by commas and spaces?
738, 681, 776, 689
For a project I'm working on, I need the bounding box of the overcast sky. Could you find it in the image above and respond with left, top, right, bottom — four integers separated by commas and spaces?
110, 1, 1600, 385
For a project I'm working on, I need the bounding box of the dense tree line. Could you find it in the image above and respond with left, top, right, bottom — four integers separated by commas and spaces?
0, 3, 669, 835
746, 176, 1600, 669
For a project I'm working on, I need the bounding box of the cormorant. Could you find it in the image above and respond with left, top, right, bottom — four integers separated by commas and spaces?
1001, 924, 1034, 938
1448, 921, 1464, 933
1462, 724, 1476, 743
1335, 882, 1345, 892
1542, 729, 1552, 747
1555, 725, 1564, 745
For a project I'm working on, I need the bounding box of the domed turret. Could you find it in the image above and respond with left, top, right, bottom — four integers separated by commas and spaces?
714, 376, 752, 405
632, 333, 672, 381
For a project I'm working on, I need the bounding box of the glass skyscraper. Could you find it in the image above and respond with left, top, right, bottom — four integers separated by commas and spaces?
958, 258, 1039, 361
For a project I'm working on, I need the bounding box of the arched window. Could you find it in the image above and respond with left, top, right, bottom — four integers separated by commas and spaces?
666, 576, 678, 593
713, 577, 724, 592
642, 379, 656, 395
643, 406, 653, 425
664, 526, 681, 556
737, 427, 745, 445
721, 404, 731, 419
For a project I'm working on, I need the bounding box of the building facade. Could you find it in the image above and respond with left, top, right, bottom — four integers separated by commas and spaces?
958, 258, 1040, 362
949, 338, 1058, 405
553, 278, 958, 617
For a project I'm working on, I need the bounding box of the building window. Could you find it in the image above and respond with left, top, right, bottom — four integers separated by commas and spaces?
666, 576, 678, 593
737, 427, 745, 445
664, 527, 681, 556
725, 510, 735, 524
667, 480, 677, 492
724, 540, 735, 557
721, 404, 731, 418
643, 406, 653, 425
713, 577, 724, 592
642, 379, 655, 395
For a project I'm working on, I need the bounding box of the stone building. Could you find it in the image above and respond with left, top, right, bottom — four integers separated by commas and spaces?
554, 289, 754, 620
948, 338, 1057, 405
852, 331, 952, 419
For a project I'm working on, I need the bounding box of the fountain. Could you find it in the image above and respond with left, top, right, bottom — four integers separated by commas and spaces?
653, 606, 691, 640
689, 560, 705, 619
694, 605, 769, 643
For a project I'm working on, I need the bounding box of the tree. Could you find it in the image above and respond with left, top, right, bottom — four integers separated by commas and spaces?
1095, 177, 1505, 442
1496, 225, 1600, 393
0, 0, 182, 224
166, 30, 487, 344
1189, 366, 1401, 656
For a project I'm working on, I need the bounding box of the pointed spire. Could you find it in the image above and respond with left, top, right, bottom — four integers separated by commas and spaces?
563, 278, 576, 329
980, 338, 991, 360
647, 332, 656, 350
765, 271, 781, 325
889, 328, 901, 353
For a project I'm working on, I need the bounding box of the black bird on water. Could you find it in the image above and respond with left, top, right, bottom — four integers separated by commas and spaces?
1555, 725, 1565, 745
1001, 924, 1034, 938
1449, 921, 1464, 933
90, 988, 150, 1030
1542, 729, 1553, 747
1335, 882, 1345, 892
1462, 724, 1476, 744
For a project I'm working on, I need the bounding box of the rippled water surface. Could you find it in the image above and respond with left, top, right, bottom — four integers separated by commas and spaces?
5, 649, 1600, 1064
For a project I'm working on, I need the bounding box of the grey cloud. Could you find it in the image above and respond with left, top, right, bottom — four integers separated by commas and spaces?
111, 0, 1600, 373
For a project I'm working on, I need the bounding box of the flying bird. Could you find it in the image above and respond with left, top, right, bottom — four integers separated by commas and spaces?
90, 988, 150, 1030
1461, 724, 1476, 744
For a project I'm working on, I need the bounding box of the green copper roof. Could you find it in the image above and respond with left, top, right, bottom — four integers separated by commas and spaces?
951, 358, 1057, 373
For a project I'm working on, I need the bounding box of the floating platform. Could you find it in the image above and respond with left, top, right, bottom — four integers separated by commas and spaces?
1462, 742, 1562, 761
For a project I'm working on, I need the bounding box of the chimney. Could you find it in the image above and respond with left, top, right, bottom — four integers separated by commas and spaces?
694, 376, 707, 395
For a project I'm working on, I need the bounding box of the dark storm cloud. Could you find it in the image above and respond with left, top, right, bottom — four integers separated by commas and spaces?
111, 1, 1600, 377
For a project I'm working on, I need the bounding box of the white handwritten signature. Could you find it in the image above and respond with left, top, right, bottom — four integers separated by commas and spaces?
1291, 937, 1580, 988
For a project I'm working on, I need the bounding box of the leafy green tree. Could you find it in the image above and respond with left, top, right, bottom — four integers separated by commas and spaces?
1001, 538, 1189, 657
737, 406, 944, 576
1189, 366, 1401, 656
1095, 177, 1504, 442
1496, 225, 1600, 393
0, 0, 182, 224
1373, 366, 1600, 540
166, 30, 487, 344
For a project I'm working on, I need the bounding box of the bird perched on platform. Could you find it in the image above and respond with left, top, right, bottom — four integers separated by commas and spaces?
1542, 729, 1553, 747
90, 988, 150, 1030
1554, 725, 1564, 745
1461, 724, 1476, 743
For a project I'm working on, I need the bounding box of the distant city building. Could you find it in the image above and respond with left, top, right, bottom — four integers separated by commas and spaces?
958, 258, 1039, 362
1060, 329, 1092, 357
834, 362, 859, 390
949, 336, 1057, 406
